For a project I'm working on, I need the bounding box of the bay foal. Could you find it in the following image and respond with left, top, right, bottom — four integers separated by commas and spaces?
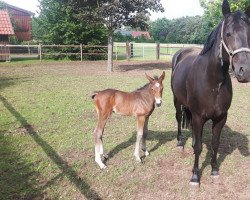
91, 72, 165, 169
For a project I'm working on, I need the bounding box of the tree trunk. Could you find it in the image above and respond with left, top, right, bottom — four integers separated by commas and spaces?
107, 32, 113, 72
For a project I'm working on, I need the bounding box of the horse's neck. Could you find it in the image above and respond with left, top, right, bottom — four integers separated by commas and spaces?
204, 38, 229, 84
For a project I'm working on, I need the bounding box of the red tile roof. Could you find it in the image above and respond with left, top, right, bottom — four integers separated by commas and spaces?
0, 10, 15, 35
131, 31, 151, 39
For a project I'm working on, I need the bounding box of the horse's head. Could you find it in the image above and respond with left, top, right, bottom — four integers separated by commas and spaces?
145, 71, 165, 107
221, 0, 250, 82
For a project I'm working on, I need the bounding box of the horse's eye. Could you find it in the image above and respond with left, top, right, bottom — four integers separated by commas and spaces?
226, 32, 231, 37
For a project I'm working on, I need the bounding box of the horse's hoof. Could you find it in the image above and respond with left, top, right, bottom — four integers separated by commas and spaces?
189, 181, 199, 186
190, 175, 199, 186
176, 141, 184, 148
211, 170, 219, 178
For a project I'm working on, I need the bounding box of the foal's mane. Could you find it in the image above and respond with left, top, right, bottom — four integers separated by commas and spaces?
199, 21, 222, 55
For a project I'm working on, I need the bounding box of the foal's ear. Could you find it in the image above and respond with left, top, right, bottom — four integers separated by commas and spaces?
222, 0, 231, 16
159, 71, 165, 82
145, 73, 154, 83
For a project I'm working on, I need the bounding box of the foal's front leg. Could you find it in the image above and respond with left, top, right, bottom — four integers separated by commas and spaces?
142, 116, 149, 156
134, 116, 146, 162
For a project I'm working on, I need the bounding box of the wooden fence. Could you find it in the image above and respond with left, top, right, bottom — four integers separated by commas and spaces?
0, 43, 203, 62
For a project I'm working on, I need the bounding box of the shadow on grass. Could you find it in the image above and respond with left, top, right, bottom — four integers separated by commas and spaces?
0, 95, 102, 200
116, 62, 172, 72
106, 122, 249, 181
200, 123, 249, 176
0, 132, 43, 199
107, 129, 190, 160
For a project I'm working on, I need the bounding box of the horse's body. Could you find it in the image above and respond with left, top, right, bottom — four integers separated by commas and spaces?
92, 72, 165, 169
171, 0, 250, 185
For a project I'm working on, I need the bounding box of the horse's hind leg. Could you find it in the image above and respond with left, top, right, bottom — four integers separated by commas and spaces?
174, 97, 183, 147
94, 112, 110, 169
134, 116, 146, 162
142, 116, 149, 156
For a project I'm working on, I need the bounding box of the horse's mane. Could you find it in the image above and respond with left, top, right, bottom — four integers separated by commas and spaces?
135, 76, 159, 91
199, 21, 222, 55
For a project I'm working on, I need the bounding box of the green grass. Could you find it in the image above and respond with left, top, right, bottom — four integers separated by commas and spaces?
0, 62, 249, 199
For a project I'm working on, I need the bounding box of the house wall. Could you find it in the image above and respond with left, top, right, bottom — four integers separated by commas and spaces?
7, 7, 32, 41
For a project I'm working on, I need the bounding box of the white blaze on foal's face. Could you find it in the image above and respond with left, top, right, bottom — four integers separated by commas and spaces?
153, 82, 163, 106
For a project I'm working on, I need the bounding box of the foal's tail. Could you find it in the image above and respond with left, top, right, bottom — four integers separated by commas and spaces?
182, 106, 192, 129
91, 91, 98, 99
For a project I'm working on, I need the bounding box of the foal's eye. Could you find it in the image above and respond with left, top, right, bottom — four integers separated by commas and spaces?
226, 32, 231, 37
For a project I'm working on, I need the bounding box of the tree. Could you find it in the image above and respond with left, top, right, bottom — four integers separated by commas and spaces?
67, 0, 164, 72
199, 0, 250, 27
149, 16, 211, 44
34, 0, 107, 47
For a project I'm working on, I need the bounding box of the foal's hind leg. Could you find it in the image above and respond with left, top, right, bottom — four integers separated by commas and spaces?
142, 116, 149, 156
174, 97, 183, 147
134, 116, 146, 162
94, 112, 110, 169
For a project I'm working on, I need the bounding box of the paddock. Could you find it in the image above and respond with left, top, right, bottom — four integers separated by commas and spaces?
0, 61, 249, 199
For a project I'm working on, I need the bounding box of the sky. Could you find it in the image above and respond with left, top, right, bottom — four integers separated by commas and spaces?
5, 0, 204, 20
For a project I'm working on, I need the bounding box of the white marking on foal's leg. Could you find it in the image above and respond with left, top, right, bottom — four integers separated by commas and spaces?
95, 145, 106, 169
134, 131, 143, 162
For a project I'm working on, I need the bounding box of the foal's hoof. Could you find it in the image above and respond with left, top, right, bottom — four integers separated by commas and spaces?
103, 154, 109, 160
100, 164, 107, 170
144, 151, 150, 156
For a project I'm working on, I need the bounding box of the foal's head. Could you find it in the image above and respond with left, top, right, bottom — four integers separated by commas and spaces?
221, 0, 250, 82
145, 71, 165, 107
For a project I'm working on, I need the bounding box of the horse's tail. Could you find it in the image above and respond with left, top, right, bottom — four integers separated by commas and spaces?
91, 91, 98, 99
182, 106, 192, 129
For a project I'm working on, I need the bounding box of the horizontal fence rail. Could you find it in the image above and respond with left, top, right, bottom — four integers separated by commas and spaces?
0, 43, 203, 62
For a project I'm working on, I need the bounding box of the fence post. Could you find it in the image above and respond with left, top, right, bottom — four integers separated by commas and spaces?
156, 43, 160, 60
126, 41, 130, 61
142, 44, 145, 59
115, 44, 118, 60
80, 44, 83, 61
39, 44, 42, 62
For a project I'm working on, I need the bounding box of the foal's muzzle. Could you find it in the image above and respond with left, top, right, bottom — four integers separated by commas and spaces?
155, 98, 162, 107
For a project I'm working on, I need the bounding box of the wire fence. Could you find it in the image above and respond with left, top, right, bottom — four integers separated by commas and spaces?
0, 42, 203, 62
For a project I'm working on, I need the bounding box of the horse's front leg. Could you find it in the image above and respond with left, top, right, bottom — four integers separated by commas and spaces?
211, 114, 227, 177
142, 116, 149, 156
190, 115, 204, 185
134, 116, 146, 162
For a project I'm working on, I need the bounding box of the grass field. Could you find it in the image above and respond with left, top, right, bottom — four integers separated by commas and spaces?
0, 60, 249, 200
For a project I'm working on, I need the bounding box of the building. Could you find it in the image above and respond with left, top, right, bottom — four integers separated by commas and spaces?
115, 30, 151, 40
0, 10, 14, 61
1, 1, 34, 41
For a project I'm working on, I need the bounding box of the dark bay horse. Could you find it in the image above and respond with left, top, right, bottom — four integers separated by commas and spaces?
92, 72, 165, 169
171, 0, 250, 185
